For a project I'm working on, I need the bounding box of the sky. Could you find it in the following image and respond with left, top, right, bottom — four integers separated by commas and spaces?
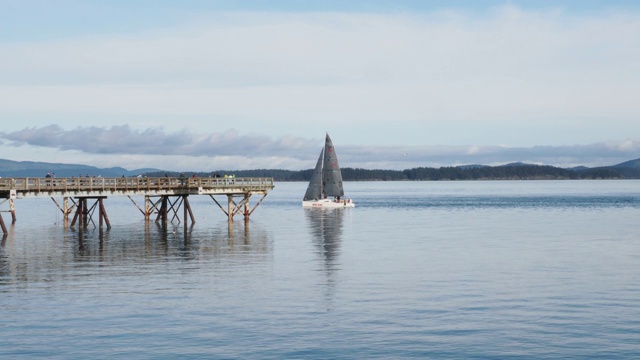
1, 0, 639, 171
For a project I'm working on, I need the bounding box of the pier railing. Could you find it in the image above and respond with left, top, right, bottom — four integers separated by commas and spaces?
0, 177, 274, 198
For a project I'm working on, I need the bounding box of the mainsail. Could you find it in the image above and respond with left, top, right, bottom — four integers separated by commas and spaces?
322, 134, 344, 197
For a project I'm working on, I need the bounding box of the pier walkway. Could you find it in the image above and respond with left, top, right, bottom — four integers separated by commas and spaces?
0, 176, 274, 234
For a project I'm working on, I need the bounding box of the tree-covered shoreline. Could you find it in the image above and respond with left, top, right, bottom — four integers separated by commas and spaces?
146, 163, 626, 181
1, 157, 637, 179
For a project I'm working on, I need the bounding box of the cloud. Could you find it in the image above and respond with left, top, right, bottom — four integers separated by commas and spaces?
1, 125, 638, 170
0, 125, 317, 158
338, 141, 640, 169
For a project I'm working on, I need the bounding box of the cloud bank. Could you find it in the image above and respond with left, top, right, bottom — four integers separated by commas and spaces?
1, 125, 313, 158
1, 126, 638, 170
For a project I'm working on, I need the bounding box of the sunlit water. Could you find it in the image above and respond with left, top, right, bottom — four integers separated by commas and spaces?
1, 180, 639, 359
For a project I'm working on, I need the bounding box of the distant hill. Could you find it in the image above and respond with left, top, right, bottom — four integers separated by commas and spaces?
0, 159, 159, 178
500, 162, 529, 167
611, 158, 640, 178
1, 157, 639, 180
568, 166, 589, 171
613, 158, 640, 168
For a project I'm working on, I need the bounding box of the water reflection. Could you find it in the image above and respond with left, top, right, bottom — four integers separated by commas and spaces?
304, 208, 345, 306
305, 209, 344, 267
0, 220, 272, 287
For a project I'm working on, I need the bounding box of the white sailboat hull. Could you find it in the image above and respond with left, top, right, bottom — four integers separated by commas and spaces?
302, 198, 355, 208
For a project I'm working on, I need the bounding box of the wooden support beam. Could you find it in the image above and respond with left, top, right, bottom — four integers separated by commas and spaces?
71, 198, 83, 227
209, 195, 228, 216
98, 198, 111, 229
231, 197, 248, 217
67, 197, 109, 229
10, 199, 16, 224
156, 196, 168, 223
85, 199, 99, 228
145, 195, 150, 219
0, 198, 17, 227
127, 195, 147, 217
63, 197, 69, 227
185, 196, 195, 224
184, 195, 188, 224
83, 198, 90, 227
51, 197, 64, 214
247, 193, 269, 217
243, 193, 250, 219
0, 213, 7, 234
102, 199, 111, 228
99, 199, 104, 228
167, 197, 182, 224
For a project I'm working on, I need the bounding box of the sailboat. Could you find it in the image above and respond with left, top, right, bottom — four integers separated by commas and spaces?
302, 133, 355, 208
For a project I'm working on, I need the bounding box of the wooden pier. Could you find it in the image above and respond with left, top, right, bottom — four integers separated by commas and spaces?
0, 176, 274, 234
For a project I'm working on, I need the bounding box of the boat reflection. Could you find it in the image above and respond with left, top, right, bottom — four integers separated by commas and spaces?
305, 208, 344, 268
304, 208, 345, 306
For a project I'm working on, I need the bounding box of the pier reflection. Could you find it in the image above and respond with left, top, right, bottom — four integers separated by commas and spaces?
0, 221, 272, 287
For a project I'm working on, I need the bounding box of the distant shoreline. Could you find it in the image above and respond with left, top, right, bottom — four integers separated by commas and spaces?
1, 158, 639, 180
142, 164, 630, 181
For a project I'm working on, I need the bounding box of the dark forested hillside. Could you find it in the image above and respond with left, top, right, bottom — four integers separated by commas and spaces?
401, 164, 622, 180
611, 158, 640, 178
340, 168, 406, 181
144, 164, 624, 181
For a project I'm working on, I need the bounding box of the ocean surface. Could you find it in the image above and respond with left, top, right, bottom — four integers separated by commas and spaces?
1, 180, 639, 359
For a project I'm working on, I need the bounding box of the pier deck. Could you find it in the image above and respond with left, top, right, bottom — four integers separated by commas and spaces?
0, 177, 275, 234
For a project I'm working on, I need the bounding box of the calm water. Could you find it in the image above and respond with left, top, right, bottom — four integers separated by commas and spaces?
1, 180, 639, 359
